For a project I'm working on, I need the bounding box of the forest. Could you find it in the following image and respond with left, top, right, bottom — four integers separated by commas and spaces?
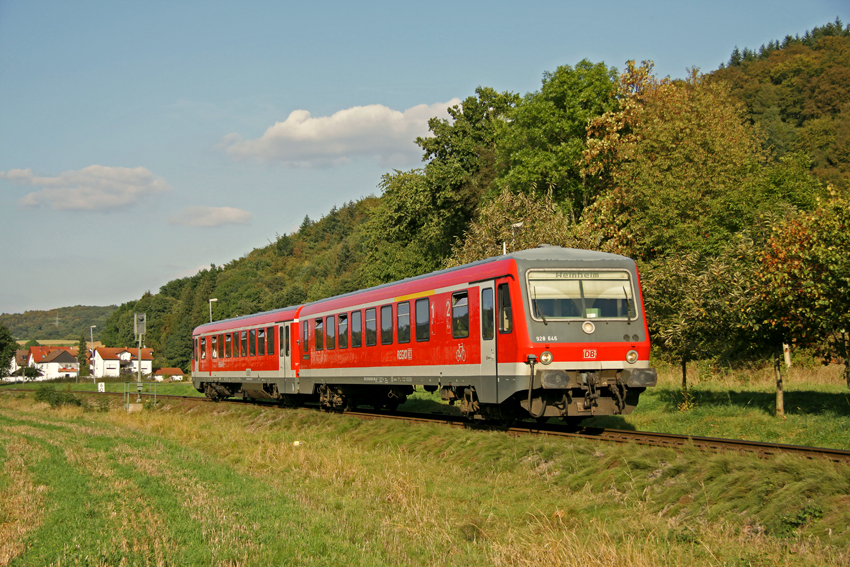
0, 305, 115, 342
96, 20, 850, 383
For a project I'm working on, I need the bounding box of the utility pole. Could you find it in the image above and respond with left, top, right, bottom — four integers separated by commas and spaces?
90, 325, 96, 383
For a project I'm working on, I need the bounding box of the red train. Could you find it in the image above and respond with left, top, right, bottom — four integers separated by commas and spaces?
191, 246, 657, 423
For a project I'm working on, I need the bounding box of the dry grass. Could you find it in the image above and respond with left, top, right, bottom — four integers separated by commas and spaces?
0, 437, 48, 565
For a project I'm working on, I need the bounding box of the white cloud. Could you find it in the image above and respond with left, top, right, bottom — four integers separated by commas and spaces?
167, 206, 252, 228
219, 99, 461, 167
1, 165, 171, 210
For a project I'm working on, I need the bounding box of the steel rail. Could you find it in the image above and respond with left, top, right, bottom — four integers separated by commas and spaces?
3, 387, 849, 463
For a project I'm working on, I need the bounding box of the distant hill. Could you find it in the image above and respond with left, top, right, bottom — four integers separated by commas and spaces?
0, 305, 117, 341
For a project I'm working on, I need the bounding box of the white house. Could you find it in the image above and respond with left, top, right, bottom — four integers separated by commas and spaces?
24, 346, 78, 381
93, 347, 153, 378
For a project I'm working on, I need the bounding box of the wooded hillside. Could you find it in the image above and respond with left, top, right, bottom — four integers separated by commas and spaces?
0, 305, 115, 341
99, 21, 850, 382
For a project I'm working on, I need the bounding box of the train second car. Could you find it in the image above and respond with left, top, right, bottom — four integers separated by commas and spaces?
192, 246, 657, 423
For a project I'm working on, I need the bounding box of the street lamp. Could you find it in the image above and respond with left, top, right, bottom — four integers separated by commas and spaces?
209, 298, 218, 323
90, 325, 96, 382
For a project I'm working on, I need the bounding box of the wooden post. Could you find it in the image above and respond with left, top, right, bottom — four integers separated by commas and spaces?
681, 358, 687, 390
775, 347, 785, 417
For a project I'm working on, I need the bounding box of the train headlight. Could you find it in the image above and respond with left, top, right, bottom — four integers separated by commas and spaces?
626, 350, 639, 364
582, 321, 595, 334
540, 351, 553, 365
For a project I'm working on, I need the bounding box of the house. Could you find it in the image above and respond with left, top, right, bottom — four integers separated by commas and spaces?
3, 350, 29, 381
93, 347, 154, 378
25, 346, 78, 381
152, 367, 184, 382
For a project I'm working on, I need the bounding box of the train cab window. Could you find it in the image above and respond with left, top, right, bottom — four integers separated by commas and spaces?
352, 310, 363, 347
258, 328, 266, 356
249, 329, 256, 356
302, 324, 309, 352
482, 288, 495, 341
241, 331, 248, 357
315, 318, 324, 350
211, 335, 218, 358
397, 302, 410, 343
380, 305, 393, 345
200, 337, 206, 359
498, 283, 513, 334
415, 298, 430, 342
365, 308, 377, 346
452, 291, 469, 339
338, 314, 348, 349
193, 338, 198, 361
326, 315, 335, 350
267, 326, 275, 356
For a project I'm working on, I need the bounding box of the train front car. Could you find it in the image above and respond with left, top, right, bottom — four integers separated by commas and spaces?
498, 245, 656, 423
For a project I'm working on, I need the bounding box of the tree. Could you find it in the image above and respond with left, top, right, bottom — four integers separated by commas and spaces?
758, 188, 850, 386
76, 333, 90, 377
24, 338, 40, 348
0, 323, 16, 378
495, 60, 618, 216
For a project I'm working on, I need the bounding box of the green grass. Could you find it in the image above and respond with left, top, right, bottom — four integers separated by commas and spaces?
2, 388, 850, 566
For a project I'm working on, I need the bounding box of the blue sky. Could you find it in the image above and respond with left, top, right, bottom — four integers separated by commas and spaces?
1, 0, 847, 315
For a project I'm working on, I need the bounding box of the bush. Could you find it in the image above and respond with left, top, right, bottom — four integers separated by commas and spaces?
34, 384, 82, 408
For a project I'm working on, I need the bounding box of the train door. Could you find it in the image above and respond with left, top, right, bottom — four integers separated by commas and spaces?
278, 323, 292, 378
480, 283, 497, 379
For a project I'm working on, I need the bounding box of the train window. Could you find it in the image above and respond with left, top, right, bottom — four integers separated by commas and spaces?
365, 308, 377, 346
302, 323, 308, 352
258, 328, 266, 356
498, 283, 513, 334
193, 338, 197, 361
211, 335, 218, 358
225, 333, 232, 358
267, 326, 275, 356
279, 327, 285, 357
326, 315, 335, 350
338, 314, 348, 349
249, 329, 256, 356
397, 302, 410, 343
482, 288, 495, 341
241, 331, 248, 356
285, 326, 290, 356
452, 292, 469, 339
200, 337, 206, 359
352, 310, 363, 347
381, 305, 393, 345
525, 270, 635, 320
315, 318, 324, 350
415, 298, 430, 342
219, 334, 225, 358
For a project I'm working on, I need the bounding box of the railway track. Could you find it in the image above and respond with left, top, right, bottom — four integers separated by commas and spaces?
4, 387, 849, 464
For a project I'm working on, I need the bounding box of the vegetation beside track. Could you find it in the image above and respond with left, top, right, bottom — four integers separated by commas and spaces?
2, 385, 849, 566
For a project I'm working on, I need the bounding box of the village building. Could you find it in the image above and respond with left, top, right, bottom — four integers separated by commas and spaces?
152, 367, 185, 382
92, 347, 153, 378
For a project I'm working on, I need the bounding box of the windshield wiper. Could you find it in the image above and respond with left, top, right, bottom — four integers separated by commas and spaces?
533, 287, 547, 325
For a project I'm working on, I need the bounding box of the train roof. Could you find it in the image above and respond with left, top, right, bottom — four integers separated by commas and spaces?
193, 246, 634, 335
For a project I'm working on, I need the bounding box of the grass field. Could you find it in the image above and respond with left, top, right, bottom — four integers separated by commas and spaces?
1, 363, 849, 566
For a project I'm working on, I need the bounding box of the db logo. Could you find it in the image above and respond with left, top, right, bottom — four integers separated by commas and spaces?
583, 349, 597, 359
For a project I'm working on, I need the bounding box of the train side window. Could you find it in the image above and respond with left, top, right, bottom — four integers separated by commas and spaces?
200, 337, 206, 359
249, 329, 256, 356
241, 330, 248, 356
482, 288, 495, 341
365, 308, 377, 346
225, 334, 232, 358
258, 328, 266, 356
315, 318, 324, 350
452, 291, 469, 339
219, 334, 225, 358
211, 335, 218, 358
302, 323, 309, 352
285, 326, 291, 356
338, 314, 348, 349
326, 315, 335, 350
380, 305, 393, 345
498, 283, 513, 334
279, 327, 285, 357
193, 338, 197, 361
352, 310, 363, 347
415, 298, 430, 342
397, 302, 410, 343
267, 326, 275, 356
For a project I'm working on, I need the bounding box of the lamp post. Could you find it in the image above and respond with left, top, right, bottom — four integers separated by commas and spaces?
89, 325, 96, 382
209, 298, 218, 323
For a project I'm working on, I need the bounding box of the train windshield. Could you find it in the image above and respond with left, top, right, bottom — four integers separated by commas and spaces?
526, 269, 636, 321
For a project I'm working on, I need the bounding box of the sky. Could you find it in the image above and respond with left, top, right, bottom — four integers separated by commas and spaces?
1, 0, 847, 315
